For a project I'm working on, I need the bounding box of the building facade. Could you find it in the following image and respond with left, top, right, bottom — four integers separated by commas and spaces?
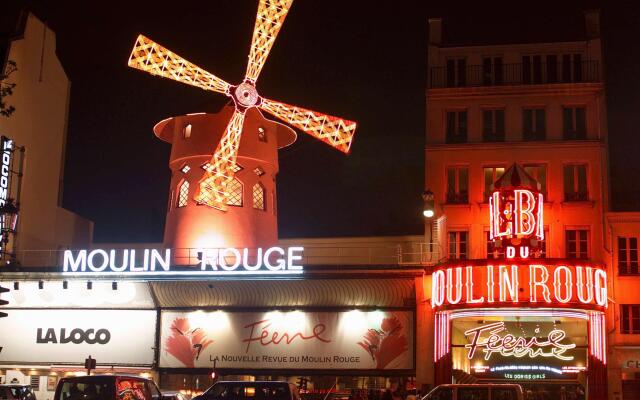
424, 10, 639, 400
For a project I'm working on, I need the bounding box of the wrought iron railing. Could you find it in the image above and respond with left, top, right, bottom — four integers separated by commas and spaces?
429, 60, 600, 89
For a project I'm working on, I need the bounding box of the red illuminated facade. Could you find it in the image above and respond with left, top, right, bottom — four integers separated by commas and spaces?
422, 11, 625, 400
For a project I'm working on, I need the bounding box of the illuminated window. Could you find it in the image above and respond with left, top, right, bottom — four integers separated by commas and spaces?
566, 229, 589, 259
446, 166, 468, 204
618, 237, 639, 275
201, 162, 213, 172
226, 178, 243, 206
253, 166, 265, 176
562, 106, 586, 139
446, 110, 467, 143
180, 164, 191, 174
177, 181, 189, 208
482, 109, 505, 142
523, 108, 546, 141
563, 164, 588, 201
621, 304, 640, 334
30, 376, 40, 390
257, 127, 267, 142
231, 163, 243, 173
485, 231, 504, 259
448, 231, 468, 260
523, 164, 547, 196
483, 166, 505, 201
183, 124, 192, 138
252, 183, 265, 211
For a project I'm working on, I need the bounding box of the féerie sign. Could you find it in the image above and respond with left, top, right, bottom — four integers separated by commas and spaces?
62, 247, 304, 276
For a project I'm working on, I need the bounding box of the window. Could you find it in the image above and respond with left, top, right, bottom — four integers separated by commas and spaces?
252, 183, 266, 210
482, 56, 503, 85
253, 166, 265, 176
491, 388, 518, 400
523, 108, 546, 141
117, 378, 150, 400
180, 164, 190, 174
546, 54, 558, 83
458, 387, 488, 400
483, 166, 505, 201
30, 376, 39, 391
563, 164, 588, 201
563, 107, 586, 139
482, 109, 505, 142
446, 58, 466, 87
621, 304, 640, 334
226, 178, 243, 206
177, 181, 189, 208
426, 387, 452, 400
446, 111, 467, 143
486, 231, 504, 259
522, 55, 543, 84
231, 163, 243, 173
258, 127, 267, 142
57, 379, 114, 400
619, 237, 639, 275
446, 166, 468, 204
183, 124, 192, 139
566, 229, 589, 259
562, 54, 583, 82
523, 164, 547, 196
201, 162, 213, 172
448, 231, 468, 260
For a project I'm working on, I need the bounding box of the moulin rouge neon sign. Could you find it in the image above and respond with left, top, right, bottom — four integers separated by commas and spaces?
489, 164, 544, 259
464, 321, 576, 361
431, 264, 607, 308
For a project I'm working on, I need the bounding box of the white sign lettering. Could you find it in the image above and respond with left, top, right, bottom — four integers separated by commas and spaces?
62, 247, 304, 276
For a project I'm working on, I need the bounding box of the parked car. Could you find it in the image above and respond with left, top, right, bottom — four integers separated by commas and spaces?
54, 375, 164, 400
0, 385, 37, 400
422, 384, 524, 400
193, 381, 300, 400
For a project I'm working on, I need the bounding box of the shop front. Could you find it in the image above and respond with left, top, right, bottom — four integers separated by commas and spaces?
431, 262, 607, 400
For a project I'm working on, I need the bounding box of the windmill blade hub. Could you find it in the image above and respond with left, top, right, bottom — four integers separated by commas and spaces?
233, 82, 260, 108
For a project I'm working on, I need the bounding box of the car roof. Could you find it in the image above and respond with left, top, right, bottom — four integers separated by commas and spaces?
59, 375, 152, 381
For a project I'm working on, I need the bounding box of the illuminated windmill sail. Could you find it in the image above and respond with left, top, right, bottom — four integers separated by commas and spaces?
128, 0, 357, 211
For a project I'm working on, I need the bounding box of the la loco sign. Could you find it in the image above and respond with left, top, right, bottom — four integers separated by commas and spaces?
431, 263, 607, 309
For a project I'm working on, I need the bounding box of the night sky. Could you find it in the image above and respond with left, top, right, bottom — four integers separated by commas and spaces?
8, 1, 640, 243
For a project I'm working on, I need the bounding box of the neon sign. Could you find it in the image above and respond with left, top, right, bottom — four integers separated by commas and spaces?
0, 136, 14, 247
464, 321, 576, 361
431, 264, 607, 308
489, 164, 544, 259
62, 247, 304, 276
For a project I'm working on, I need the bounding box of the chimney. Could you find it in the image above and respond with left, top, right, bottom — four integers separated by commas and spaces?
584, 9, 601, 39
428, 18, 442, 46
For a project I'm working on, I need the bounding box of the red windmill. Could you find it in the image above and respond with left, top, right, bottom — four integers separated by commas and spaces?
128, 0, 357, 213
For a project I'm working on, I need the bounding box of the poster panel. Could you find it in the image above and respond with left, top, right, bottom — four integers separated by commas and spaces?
160, 310, 413, 370
0, 309, 156, 365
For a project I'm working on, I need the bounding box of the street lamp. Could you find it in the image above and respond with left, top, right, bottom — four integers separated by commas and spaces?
0, 198, 19, 260
422, 189, 435, 218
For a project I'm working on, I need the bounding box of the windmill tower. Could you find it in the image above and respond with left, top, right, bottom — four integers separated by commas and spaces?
128, 0, 357, 256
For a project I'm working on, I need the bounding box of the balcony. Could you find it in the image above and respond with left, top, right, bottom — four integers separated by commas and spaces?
429, 60, 600, 89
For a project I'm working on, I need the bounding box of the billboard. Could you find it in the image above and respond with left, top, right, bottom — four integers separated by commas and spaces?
160, 310, 413, 370
0, 309, 156, 365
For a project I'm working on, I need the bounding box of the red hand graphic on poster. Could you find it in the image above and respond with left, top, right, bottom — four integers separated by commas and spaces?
165, 318, 214, 367
358, 315, 408, 369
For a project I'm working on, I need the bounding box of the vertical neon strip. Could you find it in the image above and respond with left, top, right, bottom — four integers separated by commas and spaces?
536, 193, 544, 240
601, 313, 607, 364
489, 194, 494, 240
